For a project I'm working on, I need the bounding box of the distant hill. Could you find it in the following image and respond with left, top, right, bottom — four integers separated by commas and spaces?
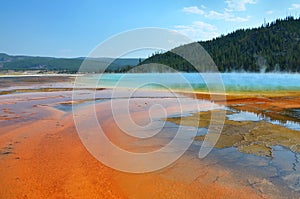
0, 53, 142, 73
142, 16, 300, 73
3, 17, 299, 74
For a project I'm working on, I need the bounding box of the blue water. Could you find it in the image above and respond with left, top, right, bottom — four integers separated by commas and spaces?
79, 73, 300, 92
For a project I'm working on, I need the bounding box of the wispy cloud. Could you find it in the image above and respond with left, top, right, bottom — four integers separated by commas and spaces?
205, 10, 250, 22
289, 3, 300, 10
174, 21, 219, 41
225, 0, 257, 12
266, 10, 274, 15
182, 6, 205, 15
179, 1, 252, 38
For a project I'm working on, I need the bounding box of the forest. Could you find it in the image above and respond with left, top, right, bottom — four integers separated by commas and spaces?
142, 17, 300, 73
1, 17, 299, 73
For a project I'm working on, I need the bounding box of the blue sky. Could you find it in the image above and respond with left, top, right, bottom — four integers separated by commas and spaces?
0, 0, 300, 58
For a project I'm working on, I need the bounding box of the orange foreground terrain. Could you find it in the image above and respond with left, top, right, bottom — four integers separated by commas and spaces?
3, 89, 299, 198
0, 89, 300, 198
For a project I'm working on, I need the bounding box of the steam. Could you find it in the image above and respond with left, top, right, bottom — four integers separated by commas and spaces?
257, 56, 267, 73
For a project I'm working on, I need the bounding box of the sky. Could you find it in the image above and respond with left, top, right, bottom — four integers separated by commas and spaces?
0, 0, 300, 58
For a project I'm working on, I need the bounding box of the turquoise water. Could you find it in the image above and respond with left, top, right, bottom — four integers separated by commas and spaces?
80, 73, 300, 92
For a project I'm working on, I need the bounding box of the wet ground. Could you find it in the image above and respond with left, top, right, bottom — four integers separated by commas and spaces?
0, 76, 300, 198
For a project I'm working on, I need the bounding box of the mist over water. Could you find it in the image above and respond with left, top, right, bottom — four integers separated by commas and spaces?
84, 73, 300, 92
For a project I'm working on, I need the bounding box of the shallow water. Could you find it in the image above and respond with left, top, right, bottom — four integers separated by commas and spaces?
1, 75, 300, 198
77, 73, 300, 92
199, 144, 300, 197
227, 109, 300, 131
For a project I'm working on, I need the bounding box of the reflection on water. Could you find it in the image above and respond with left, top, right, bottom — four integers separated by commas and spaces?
46, 89, 300, 197
1, 75, 300, 198
227, 109, 300, 131
227, 111, 262, 122
184, 139, 300, 197
218, 108, 300, 194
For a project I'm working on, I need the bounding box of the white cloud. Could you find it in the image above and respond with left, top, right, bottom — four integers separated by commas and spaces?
206, 10, 224, 18
266, 10, 274, 15
225, 0, 256, 12
174, 21, 219, 41
182, 6, 205, 15
289, 3, 300, 10
205, 10, 250, 22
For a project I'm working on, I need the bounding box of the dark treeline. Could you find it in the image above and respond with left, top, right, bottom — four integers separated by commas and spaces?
2, 17, 299, 73
142, 16, 300, 73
